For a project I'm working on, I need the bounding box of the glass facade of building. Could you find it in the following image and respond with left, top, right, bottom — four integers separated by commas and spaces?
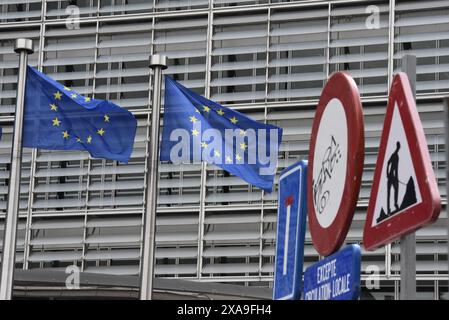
0, 0, 447, 299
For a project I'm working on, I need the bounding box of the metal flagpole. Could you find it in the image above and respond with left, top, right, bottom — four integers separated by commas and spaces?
0, 38, 34, 300
445, 97, 449, 294
400, 54, 417, 300
140, 54, 167, 300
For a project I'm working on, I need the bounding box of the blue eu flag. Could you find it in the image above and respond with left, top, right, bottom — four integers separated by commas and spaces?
23, 66, 137, 163
161, 77, 283, 192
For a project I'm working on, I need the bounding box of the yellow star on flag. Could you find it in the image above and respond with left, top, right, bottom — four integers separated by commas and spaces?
240, 142, 247, 151
63, 86, 71, 91
230, 117, 238, 124
235, 153, 242, 162
217, 109, 225, 116
214, 150, 221, 157
62, 131, 70, 139
85, 97, 91, 102
50, 104, 58, 111
203, 106, 210, 113
226, 156, 232, 163
54, 91, 62, 100
104, 114, 110, 122
239, 129, 246, 136
76, 137, 82, 143
97, 128, 105, 136
201, 141, 208, 149
52, 117, 61, 126
189, 116, 199, 124
71, 93, 77, 99
192, 129, 199, 137
87, 135, 93, 144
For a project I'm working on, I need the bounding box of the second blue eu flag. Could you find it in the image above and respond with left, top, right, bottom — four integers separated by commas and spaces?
161, 77, 283, 192
23, 66, 137, 163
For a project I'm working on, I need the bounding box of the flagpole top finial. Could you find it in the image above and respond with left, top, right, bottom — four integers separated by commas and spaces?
149, 54, 167, 70
14, 38, 34, 54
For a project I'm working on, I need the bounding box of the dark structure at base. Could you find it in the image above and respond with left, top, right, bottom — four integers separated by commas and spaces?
13, 269, 271, 300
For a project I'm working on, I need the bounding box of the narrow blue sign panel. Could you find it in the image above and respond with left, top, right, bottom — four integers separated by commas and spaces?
303, 244, 361, 300
273, 160, 308, 300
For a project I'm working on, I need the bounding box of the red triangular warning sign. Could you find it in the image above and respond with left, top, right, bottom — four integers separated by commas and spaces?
363, 73, 441, 251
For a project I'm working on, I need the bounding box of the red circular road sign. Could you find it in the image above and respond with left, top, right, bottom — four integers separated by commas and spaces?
307, 72, 365, 256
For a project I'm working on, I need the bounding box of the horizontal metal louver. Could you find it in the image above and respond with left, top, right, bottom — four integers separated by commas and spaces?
394, 0, 449, 95
211, 11, 268, 103
329, 2, 390, 96
155, 0, 209, 11
213, 0, 269, 8
268, 6, 328, 102
46, 1, 99, 19
154, 15, 208, 96
0, 0, 42, 23
0, 27, 40, 116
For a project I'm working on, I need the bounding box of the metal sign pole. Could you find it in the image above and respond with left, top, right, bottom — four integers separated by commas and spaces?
400, 54, 417, 300
0, 38, 34, 300
140, 54, 167, 300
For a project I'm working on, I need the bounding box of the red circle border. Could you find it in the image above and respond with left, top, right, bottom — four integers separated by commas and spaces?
307, 72, 365, 257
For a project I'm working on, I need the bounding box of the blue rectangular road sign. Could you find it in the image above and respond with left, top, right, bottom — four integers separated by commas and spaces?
273, 160, 308, 300
303, 244, 361, 300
